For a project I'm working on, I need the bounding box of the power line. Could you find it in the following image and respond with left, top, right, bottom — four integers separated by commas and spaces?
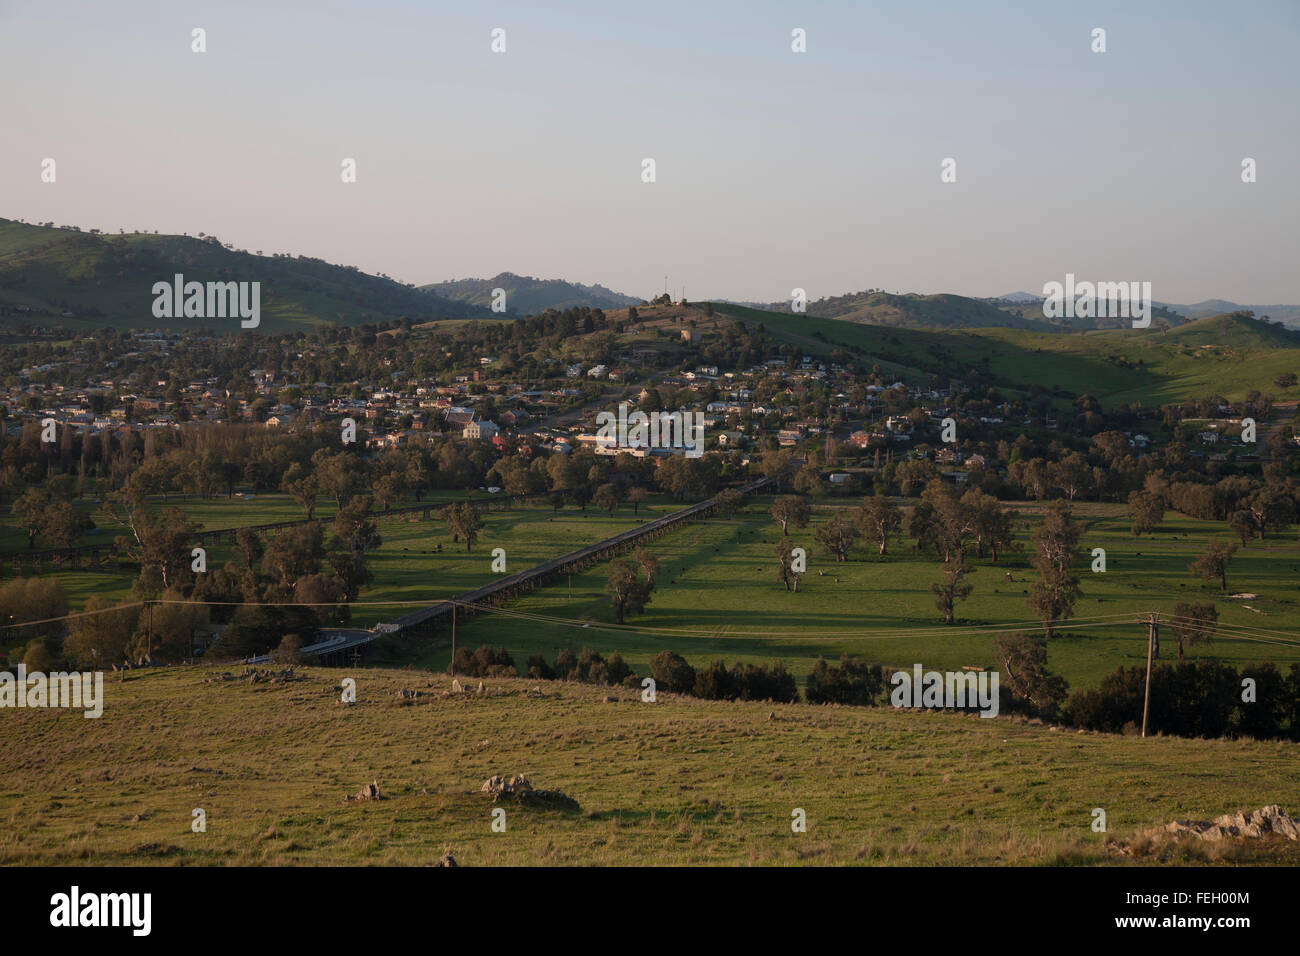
6, 596, 1299, 652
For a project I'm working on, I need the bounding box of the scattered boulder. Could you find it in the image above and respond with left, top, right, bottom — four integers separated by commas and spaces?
346, 781, 383, 802
480, 774, 579, 811
451, 679, 464, 693
1162, 805, 1298, 842
209, 666, 301, 686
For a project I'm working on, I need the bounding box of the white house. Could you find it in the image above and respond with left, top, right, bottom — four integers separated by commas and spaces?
463, 420, 499, 440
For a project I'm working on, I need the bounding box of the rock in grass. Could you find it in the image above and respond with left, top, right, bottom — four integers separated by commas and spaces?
480, 774, 579, 811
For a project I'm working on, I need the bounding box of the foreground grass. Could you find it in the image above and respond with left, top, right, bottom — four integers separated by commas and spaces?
1, 667, 1297, 866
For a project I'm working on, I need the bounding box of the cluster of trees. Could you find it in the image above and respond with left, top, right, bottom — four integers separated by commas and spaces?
767, 483, 1247, 644
0, 577, 70, 669
0, 418, 497, 537
1065, 661, 1300, 741
438, 634, 1298, 741
50, 488, 384, 666
1136, 473, 1297, 543
0, 413, 712, 547
524, 646, 633, 686
449, 645, 516, 677
691, 659, 799, 702
469, 644, 800, 703
805, 656, 887, 705
10, 478, 92, 548
768, 483, 1027, 628
642, 649, 798, 703
869, 409, 1298, 521
488, 445, 720, 512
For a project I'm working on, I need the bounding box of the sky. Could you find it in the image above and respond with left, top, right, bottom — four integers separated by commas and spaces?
2, 0, 1297, 304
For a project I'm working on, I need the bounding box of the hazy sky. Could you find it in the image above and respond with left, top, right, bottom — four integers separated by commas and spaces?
2, 0, 1297, 304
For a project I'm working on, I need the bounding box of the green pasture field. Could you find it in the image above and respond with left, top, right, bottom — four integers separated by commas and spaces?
437, 497, 1300, 691
1, 666, 1295, 866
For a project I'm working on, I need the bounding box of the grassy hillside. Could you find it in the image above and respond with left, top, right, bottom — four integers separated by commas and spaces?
422, 272, 641, 314
1168, 300, 1300, 328
971, 316, 1300, 406
2, 666, 1295, 865
1164, 313, 1300, 350
715, 303, 1300, 406
769, 290, 1056, 331
0, 219, 486, 332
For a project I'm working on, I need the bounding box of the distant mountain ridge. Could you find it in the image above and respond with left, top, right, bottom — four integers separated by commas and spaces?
1163, 300, 1300, 327
0, 218, 485, 331
769, 289, 1060, 331
422, 272, 642, 314
994, 292, 1300, 328
4, 213, 1293, 335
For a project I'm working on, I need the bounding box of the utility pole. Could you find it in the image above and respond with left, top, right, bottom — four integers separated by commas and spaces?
1141, 611, 1158, 738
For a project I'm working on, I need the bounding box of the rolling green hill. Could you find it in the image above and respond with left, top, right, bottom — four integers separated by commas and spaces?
1164, 312, 1300, 350
0, 218, 487, 332
769, 289, 1056, 331
1167, 300, 1300, 328
763, 288, 1191, 333
713, 302, 1300, 406
423, 272, 642, 314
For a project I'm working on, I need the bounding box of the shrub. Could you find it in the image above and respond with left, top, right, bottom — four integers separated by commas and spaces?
1064, 660, 1283, 739
694, 660, 798, 703
693, 660, 736, 700
592, 651, 632, 687
649, 650, 695, 694
22, 640, 52, 672
526, 653, 554, 680
805, 656, 885, 706
451, 644, 515, 677
554, 648, 577, 680
273, 634, 303, 665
